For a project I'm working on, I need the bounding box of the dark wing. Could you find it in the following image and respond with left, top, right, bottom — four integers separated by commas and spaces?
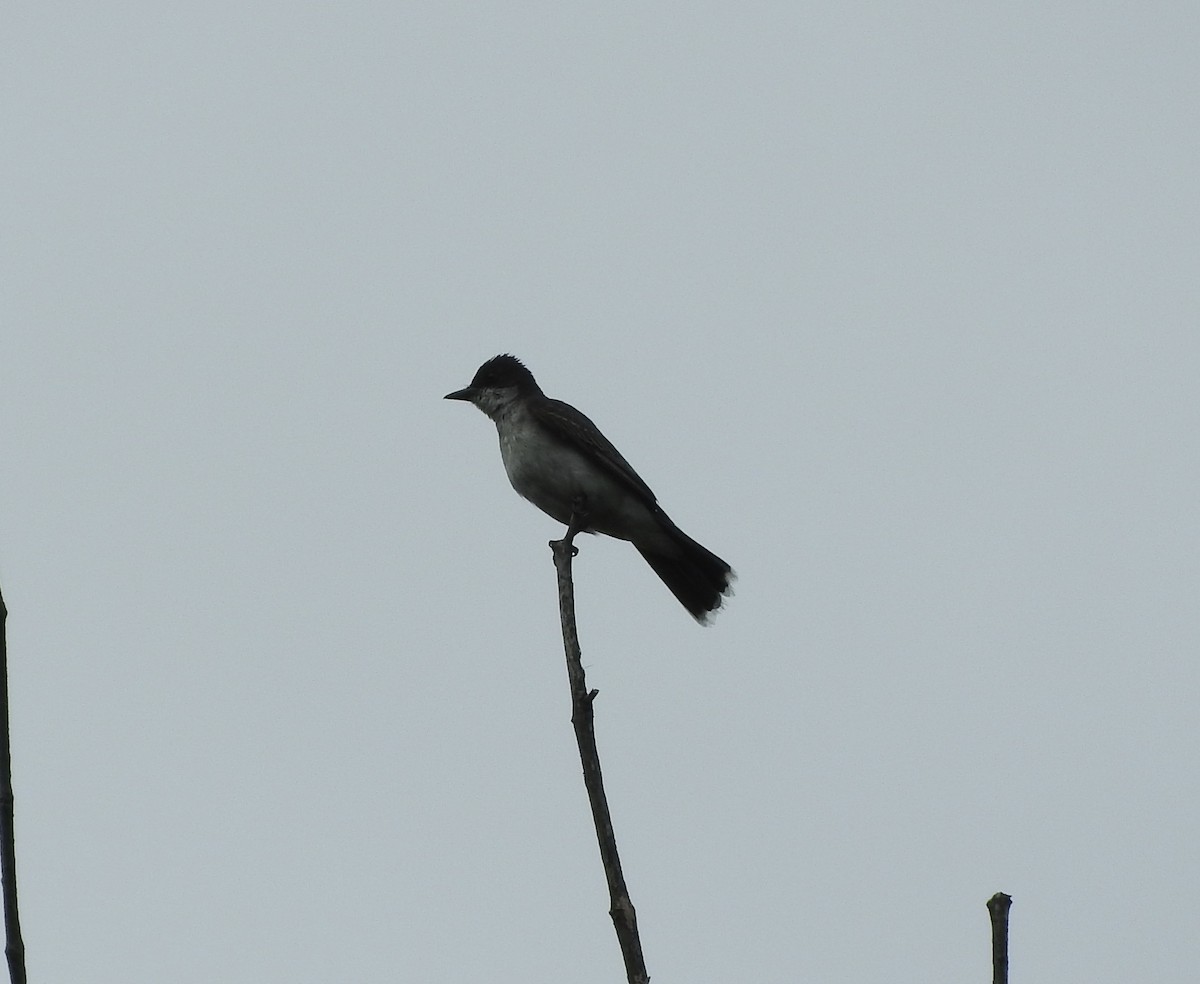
535, 398, 658, 506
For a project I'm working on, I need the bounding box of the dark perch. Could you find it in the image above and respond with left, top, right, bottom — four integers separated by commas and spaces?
549, 509, 649, 984
0, 587, 26, 984
987, 892, 1012, 984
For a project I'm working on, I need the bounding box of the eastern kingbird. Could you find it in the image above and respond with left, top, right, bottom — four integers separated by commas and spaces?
445, 355, 734, 624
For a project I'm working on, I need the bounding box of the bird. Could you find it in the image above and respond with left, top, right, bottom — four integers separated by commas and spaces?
445, 354, 733, 623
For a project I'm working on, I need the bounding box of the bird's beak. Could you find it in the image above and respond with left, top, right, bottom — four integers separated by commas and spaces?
443, 386, 477, 401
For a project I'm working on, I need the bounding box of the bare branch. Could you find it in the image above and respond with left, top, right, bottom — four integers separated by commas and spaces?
987, 892, 1012, 984
549, 528, 649, 984
0, 586, 26, 984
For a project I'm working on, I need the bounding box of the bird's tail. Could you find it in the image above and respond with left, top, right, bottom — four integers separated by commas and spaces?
636, 519, 734, 625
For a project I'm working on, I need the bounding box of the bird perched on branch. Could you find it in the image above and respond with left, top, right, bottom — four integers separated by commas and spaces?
445, 354, 734, 623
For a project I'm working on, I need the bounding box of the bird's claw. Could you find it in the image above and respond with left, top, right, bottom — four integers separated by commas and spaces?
564, 495, 590, 542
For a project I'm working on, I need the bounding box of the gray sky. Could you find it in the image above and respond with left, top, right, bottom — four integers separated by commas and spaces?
3, 3, 1197, 982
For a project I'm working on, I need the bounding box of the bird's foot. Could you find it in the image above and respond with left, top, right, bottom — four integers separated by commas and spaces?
564, 496, 590, 541
551, 496, 590, 555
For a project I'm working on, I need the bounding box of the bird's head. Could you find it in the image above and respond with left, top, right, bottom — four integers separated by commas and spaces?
444, 354, 541, 420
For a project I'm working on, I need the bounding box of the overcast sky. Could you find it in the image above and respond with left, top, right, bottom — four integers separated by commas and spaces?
3, 3, 1198, 982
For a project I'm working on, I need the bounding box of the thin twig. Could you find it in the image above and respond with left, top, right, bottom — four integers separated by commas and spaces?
549, 528, 649, 984
0, 587, 26, 984
987, 892, 1012, 984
